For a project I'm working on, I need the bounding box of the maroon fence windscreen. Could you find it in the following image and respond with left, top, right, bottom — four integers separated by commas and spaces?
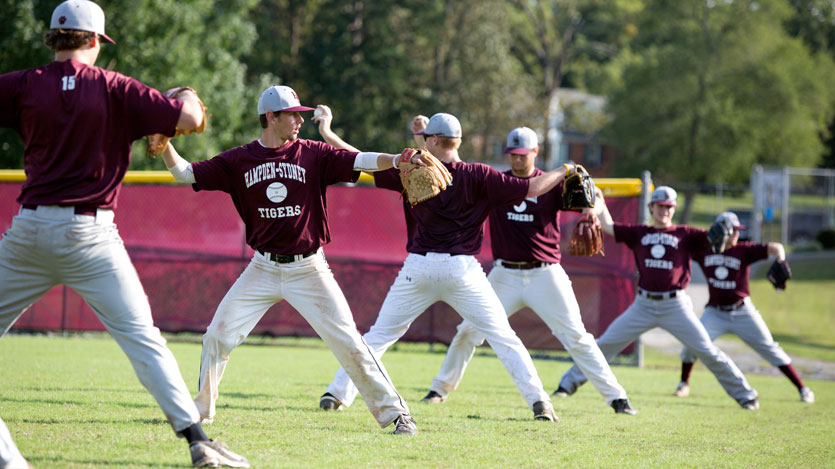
1, 182, 638, 350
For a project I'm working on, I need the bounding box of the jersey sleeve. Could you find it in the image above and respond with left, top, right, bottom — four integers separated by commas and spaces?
613, 222, 638, 245
688, 226, 710, 253
191, 151, 235, 192
112, 74, 184, 141
315, 141, 360, 185
744, 242, 770, 264
483, 164, 529, 207
373, 167, 404, 192
0, 70, 26, 129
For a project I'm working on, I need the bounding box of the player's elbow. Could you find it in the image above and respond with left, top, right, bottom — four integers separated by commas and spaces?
177, 100, 203, 131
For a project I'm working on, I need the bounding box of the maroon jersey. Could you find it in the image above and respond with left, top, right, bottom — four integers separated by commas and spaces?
614, 223, 708, 292
191, 139, 359, 254
374, 161, 528, 255
489, 168, 563, 263
0, 59, 183, 209
694, 242, 769, 306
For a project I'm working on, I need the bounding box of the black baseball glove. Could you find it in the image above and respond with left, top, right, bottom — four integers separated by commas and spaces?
562, 165, 596, 211
766, 259, 792, 290
707, 219, 732, 254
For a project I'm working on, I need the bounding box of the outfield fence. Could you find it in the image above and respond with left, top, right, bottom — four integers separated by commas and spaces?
1, 171, 645, 354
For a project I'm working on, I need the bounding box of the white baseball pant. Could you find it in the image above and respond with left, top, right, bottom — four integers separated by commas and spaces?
0, 417, 26, 469
194, 250, 409, 428
681, 298, 791, 366
429, 262, 627, 404
325, 253, 551, 408
0, 206, 200, 432
558, 292, 757, 403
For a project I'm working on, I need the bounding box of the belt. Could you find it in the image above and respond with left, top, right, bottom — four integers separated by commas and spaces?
638, 288, 678, 300
258, 250, 317, 264
715, 300, 745, 312
22, 203, 99, 216
499, 260, 553, 270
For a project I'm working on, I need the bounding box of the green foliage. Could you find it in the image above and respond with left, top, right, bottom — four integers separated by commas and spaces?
607, 0, 835, 183
817, 227, 835, 248
0, 335, 832, 467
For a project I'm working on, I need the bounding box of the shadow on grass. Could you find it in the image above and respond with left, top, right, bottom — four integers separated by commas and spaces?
771, 334, 835, 352
30, 455, 182, 468
19, 416, 168, 425
0, 395, 157, 409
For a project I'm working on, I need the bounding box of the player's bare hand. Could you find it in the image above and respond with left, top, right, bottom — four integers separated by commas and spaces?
313, 105, 333, 130
410, 115, 429, 135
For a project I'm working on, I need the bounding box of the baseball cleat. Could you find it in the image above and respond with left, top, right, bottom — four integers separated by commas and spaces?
392, 414, 417, 435
800, 387, 815, 403
190, 439, 250, 467
739, 398, 759, 410
552, 386, 572, 398
421, 390, 446, 404
610, 398, 638, 415
532, 400, 559, 422
673, 381, 690, 398
319, 392, 342, 411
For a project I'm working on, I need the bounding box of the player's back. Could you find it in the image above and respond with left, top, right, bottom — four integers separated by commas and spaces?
3, 59, 181, 208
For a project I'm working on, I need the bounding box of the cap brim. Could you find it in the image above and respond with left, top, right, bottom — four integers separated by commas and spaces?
734, 224, 747, 230
653, 201, 677, 206
279, 106, 314, 112
100, 33, 115, 44
504, 147, 534, 155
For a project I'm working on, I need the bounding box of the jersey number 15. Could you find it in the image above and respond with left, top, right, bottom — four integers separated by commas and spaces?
62, 76, 76, 91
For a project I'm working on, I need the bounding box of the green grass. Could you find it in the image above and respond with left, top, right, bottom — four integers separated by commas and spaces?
1, 335, 833, 468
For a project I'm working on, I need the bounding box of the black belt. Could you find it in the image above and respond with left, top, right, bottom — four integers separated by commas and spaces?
413, 252, 464, 257
258, 250, 317, 264
500, 260, 553, 270
638, 288, 678, 301
715, 300, 745, 312
22, 204, 99, 216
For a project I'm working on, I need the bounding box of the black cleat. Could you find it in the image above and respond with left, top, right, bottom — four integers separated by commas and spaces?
610, 398, 638, 415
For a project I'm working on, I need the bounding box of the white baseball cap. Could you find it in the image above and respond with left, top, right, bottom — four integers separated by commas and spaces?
51, 0, 114, 44
257, 85, 314, 115
650, 186, 677, 206
716, 211, 746, 230
504, 127, 538, 155
416, 113, 462, 138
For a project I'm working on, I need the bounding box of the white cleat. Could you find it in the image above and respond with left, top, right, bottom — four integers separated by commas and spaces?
800, 387, 815, 403
673, 381, 690, 398
190, 440, 250, 467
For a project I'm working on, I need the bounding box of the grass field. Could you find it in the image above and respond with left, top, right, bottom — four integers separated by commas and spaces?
0, 334, 832, 468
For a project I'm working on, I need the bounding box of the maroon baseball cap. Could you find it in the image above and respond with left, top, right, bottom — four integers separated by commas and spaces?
51, 0, 115, 44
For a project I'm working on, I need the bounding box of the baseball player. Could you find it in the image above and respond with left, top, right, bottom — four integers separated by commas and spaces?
554, 187, 761, 410
0, 1, 248, 467
316, 112, 582, 422
418, 127, 637, 415
674, 212, 814, 403
159, 85, 426, 435
0, 417, 29, 469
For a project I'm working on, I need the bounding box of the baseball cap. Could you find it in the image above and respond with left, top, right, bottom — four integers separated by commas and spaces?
257, 85, 314, 115
504, 127, 538, 154
51, 0, 114, 44
716, 211, 747, 230
650, 186, 677, 206
416, 113, 462, 138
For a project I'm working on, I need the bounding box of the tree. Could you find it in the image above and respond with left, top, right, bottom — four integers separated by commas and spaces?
605, 0, 835, 220
504, 0, 643, 169
0, 0, 260, 170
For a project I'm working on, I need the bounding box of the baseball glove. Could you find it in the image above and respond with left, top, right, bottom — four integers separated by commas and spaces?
707, 219, 732, 254
147, 87, 208, 157
398, 148, 453, 206
568, 212, 604, 256
766, 259, 792, 290
562, 165, 596, 211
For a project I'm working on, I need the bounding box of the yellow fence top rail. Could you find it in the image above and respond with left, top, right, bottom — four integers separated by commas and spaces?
1, 170, 645, 196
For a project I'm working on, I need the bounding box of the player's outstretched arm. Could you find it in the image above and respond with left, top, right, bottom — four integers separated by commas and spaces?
314, 104, 361, 152
526, 163, 575, 198
594, 189, 615, 236
767, 242, 786, 261
175, 88, 206, 132
161, 142, 196, 184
